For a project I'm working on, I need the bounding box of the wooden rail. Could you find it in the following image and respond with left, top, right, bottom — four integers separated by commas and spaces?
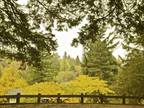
0, 93, 144, 105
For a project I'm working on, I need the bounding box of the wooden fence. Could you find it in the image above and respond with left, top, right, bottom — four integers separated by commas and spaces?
0, 93, 144, 105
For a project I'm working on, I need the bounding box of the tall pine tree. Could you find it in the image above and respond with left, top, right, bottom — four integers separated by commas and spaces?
24, 52, 60, 84
82, 38, 118, 84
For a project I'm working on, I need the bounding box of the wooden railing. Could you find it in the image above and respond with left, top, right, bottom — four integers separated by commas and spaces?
0, 93, 144, 105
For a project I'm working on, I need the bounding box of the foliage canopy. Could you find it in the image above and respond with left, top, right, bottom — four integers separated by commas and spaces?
1, 0, 144, 65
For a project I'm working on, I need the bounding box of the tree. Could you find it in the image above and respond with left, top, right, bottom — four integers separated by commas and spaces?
113, 50, 144, 104
0, 58, 24, 78
0, 61, 27, 95
62, 75, 113, 95
75, 56, 81, 65
40, 53, 60, 82
60, 52, 80, 72
52, 52, 81, 84
60, 52, 71, 72
22, 82, 63, 95
57, 0, 144, 48
82, 38, 118, 84
54, 71, 75, 83
0, 0, 60, 66
23, 53, 60, 84
22, 75, 113, 95
1, 0, 144, 66
114, 50, 144, 97
56, 53, 81, 83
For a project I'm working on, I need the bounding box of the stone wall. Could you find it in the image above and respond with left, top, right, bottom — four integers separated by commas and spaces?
0, 104, 144, 108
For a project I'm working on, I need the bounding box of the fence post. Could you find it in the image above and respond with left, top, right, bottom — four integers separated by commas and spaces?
80, 93, 84, 104
16, 93, 20, 104
122, 95, 126, 104
37, 93, 41, 104
57, 93, 61, 103
100, 94, 103, 104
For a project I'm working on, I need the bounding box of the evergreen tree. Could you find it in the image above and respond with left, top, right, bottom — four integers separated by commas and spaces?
63, 52, 68, 59
24, 53, 60, 84
114, 50, 144, 97
0, 0, 59, 66
55, 53, 81, 83
82, 38, 118, 83
60, 52, 71, 72
1, 0, 144, 66
75, 56, 81, 65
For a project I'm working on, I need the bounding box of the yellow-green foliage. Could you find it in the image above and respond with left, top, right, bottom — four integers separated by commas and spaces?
0, 61, 27, 95
22, 82, 64, 94
23, 75, 113, 95
22, 75, 113, 103
54, 71, 74, 83
62, 75, 113, 94
0, 61, 113, 96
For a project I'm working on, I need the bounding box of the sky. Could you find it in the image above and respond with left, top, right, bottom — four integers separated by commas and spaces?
53, 27, 127, 59
53, 28, 84, 59
17, 0, 127, 59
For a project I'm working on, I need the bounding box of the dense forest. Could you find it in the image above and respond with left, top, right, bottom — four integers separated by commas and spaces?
0, 0, 144, 104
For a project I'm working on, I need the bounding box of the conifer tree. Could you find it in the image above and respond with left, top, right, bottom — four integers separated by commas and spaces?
82, 38, 118, 84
